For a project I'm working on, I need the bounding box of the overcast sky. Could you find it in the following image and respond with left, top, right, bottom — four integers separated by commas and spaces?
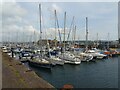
1, 2, 118, 42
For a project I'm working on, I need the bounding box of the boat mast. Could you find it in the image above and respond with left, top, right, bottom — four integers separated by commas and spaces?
73, 25, 76, 52
16, 31, 18, 44
67, 16, 74, 42
55, 10, 62, 47
63, 12, 66, 52
23, 32, 24, 43
74, 25, 76, 47
85, 17, 88, 51
39, 4, 42, 57
45, 28, 51, 58
72, 18, 75, 47
107, 33, 110, 49
54, 10, 57, 49
96, 33, 98, 48
34, 30, 35, 43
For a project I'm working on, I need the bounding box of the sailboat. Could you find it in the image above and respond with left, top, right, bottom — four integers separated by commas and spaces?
86, 49, 107, 59
58, 51, 81, 64
77, 17, 94, 62
45, 38, 64, 65
28, 4, 52, 69
28, 55, 52, 69
57, 12, 81, 64
81, 17, 107, 60
44, 10, 64, 66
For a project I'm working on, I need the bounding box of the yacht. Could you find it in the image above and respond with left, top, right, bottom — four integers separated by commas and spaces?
78, 52, 93, 62
28, 54, 52, 69
86, 50, 107, 59
58, 51, 81, 64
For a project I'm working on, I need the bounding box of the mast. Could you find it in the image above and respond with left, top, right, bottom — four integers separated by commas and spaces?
55, 10, 62, 45
34, 30, 35, 43
85, 17, 88, 51
67, 16, 74, 42
39, 4, 42, 42
54, 10, 57, 49
78, 36, 80, 48
73, 25, 76, 52
107, 33, 110, 49
96, 33, 98, 48
118, 2, 120, 44
39, 4, 42, 57
72, 17, 75, 47
63, 12, 66, 52
16, 31, 18, 44
74, 25, 76, 47
30, 32, 32, 44
23, 32, 24, 43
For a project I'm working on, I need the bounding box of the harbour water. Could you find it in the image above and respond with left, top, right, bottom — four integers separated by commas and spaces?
28, 56, 119, 88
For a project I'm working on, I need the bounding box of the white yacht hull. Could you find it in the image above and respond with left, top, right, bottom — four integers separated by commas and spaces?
58, 52, 81, 65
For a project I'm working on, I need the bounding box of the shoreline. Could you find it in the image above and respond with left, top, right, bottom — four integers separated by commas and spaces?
1, 50, 55, 89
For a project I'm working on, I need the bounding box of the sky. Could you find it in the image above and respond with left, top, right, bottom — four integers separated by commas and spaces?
1, 2, 118, 42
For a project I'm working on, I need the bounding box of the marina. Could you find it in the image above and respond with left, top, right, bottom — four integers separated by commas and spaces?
29, 56, 119, 88
1, 2, 120, 89
1, 43, 120, 88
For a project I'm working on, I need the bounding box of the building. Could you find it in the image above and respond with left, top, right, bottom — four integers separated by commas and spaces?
118, 1, 120, 44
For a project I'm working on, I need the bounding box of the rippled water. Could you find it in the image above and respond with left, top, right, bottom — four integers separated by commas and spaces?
28, 56, 119, 88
